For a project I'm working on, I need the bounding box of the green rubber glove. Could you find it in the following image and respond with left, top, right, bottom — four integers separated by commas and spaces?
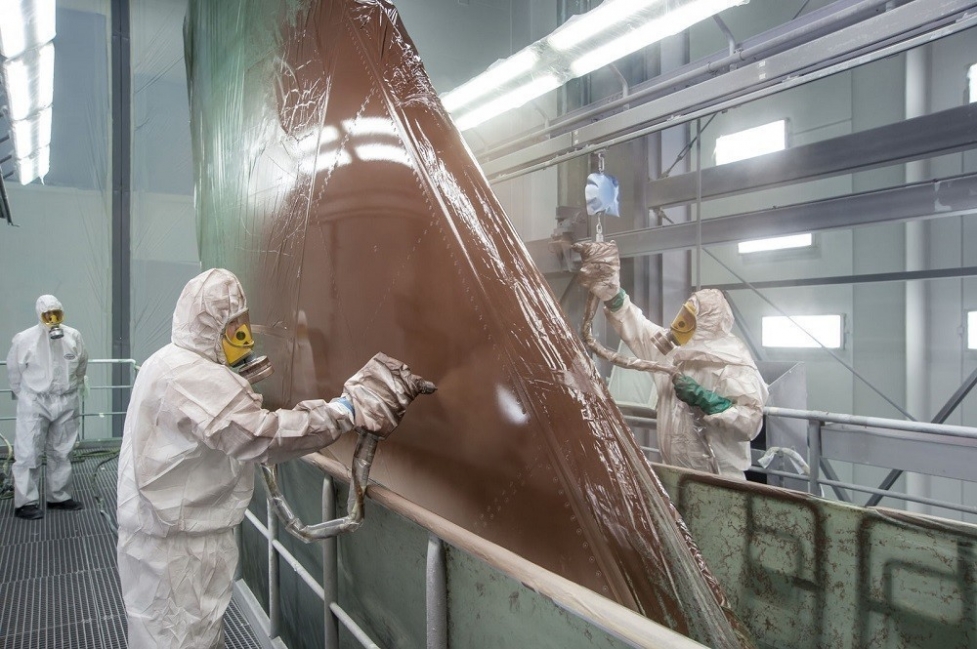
672, 374, 733, 415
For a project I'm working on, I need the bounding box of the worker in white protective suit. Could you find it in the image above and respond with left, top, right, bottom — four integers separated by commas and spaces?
6, 295, 88, 520
574, 242, 768, 479
117, 268, 434, 649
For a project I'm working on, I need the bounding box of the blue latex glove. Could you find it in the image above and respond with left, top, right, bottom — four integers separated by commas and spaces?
672, 374, 732, 415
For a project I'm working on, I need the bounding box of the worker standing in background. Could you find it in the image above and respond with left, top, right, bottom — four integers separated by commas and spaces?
6, 295, 89, 520
574, 242, 768, 479
117, 268, 435, 649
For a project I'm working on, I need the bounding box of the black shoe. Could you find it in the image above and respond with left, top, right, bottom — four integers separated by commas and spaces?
47, 499, 84, 511
15, 504, 43, 520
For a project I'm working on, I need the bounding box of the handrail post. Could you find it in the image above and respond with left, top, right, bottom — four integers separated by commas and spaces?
268, 496, 281, 639
808, 419, 822, 496
80, 383, 87, 441
323, 477, 339, 649
234, 524, 243, 581
426, 534, 447, 649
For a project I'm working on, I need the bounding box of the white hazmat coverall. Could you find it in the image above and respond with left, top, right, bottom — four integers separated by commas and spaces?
117, 268, 430, 649
6, 295, 88, 509
607, 289, 768, 478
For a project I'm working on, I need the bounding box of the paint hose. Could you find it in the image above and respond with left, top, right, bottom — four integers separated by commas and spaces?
262, 429, 380, 543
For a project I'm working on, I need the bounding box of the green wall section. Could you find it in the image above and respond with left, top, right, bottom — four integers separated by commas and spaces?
655, 465, 977, 649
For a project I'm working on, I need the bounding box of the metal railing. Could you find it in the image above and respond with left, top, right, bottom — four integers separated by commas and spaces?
239, 457, 702, 649
242, 476, 449, 649
621, 404, 977, 518
0, 358, 138, 441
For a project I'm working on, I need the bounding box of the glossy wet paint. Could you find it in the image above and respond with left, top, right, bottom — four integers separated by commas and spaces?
186, 1, 750, 645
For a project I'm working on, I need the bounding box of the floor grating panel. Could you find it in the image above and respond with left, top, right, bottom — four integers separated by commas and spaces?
0, 449, 264, 648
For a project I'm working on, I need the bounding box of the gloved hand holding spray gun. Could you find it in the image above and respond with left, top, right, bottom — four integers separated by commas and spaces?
262, 353, 436, 542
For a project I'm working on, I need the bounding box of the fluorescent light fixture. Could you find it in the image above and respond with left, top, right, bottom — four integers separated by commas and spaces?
0, 0, 56, 59
738, 233, 813, 254
548, 0, 660, 51
762, 315, 843, 349
715, 119, 786, 165
16, 145, 50, 185
454, 75, 561, 131
2, 41, 56, 120
441, 49, 538, 113
969, 311, 977, 350
571, 0, 736, 77
441, 0, 746, 131
11, 105, 52, 156
969, 63, 977, 104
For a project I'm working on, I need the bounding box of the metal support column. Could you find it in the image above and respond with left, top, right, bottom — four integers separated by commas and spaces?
110, 0, 132, 437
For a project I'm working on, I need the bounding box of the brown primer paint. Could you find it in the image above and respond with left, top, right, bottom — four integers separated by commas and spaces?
186, 1, 753, 646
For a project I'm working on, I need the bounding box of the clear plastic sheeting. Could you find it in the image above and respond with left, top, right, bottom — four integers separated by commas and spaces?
185, 1, 752, 646
130, 0, 199, 364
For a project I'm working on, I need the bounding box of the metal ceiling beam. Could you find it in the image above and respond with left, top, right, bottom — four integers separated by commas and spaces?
616, 173, 977, 259
646, 103, 977, 209
710, 266, 977, 292
526, 173, 977, 273
481, 0, 977, 181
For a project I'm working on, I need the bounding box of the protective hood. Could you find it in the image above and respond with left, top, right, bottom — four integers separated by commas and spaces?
689, 289, 733, 341
675, 288, 757, 369
171, 268, 248, 363
35, 294, 62, 322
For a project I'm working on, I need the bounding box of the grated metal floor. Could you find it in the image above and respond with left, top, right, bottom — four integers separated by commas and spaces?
0, 451, 263, 649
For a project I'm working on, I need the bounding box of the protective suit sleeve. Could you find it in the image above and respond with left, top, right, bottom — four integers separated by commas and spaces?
701, 364, 766, 442
169, 362, 355, 465
75, 332, 89, 384
6, 338, 21, 397
604, 294, 669, 363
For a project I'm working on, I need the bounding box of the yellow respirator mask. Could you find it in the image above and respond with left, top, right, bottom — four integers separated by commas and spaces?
41, 309, 65, 339
651, 298, 698, 355
670, 300, 698, 345
222, 314, 274, 384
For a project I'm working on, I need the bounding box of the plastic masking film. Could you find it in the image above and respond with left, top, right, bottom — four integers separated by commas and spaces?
185, 1, 752, 646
